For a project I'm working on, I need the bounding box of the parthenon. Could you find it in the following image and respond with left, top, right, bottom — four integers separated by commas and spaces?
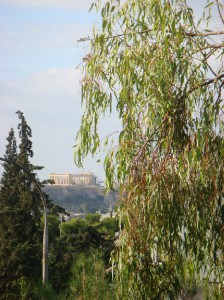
49, 172, 97, 186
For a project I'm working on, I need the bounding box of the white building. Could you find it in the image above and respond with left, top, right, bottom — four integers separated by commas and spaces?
49, 172, 97, 186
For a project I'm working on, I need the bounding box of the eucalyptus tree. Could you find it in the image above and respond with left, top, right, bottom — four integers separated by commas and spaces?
75, 0, 224, 298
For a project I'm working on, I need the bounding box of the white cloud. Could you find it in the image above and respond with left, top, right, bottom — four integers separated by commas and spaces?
0, 67, 83, 113
28, 67, 82, 105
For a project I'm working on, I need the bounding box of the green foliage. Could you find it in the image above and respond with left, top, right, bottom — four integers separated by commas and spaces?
0, 128, 18, 190
59, 217, 87, 235
178, 261, 198, 299
33, 283, 69, 300
0, 113, 44, 299
202, 281, 224, 300
0, 124, 116, 298
86, 212, 101, 224
49, 218, 114, 292
99, 217, 119, 237
75, 0, 224, 298
69, 251, 115, 300
0, 112, 61, 299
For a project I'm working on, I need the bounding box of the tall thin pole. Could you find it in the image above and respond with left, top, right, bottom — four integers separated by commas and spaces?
42, 196, 48, 284
0, 157, 48, 284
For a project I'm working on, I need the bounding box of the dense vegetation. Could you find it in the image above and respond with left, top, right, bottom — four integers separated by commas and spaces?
38, 213, 117, 299
0, 113, 118, 299
0, 111, 44, 298
75, 0, 224, 299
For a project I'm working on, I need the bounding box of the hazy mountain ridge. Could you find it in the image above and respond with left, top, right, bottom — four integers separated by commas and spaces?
43, 185, 118, 213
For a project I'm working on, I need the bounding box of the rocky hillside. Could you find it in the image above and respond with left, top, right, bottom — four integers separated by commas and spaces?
43, 185, 118, 213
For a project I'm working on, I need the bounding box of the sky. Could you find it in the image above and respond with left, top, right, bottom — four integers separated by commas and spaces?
0, 0, 222, 183
0, 0, 120, 182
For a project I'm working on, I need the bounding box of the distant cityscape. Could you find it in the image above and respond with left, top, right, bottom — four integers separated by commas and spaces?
49, 172, 97, 186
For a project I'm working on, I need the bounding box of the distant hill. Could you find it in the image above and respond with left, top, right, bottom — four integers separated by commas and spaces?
43, 185, 119, 213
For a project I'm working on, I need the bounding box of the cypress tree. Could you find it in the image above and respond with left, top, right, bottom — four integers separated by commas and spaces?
0, 128, 22, 298
0, 127, 18, 204
16, 110, 43, 223
0, 112, 42, 299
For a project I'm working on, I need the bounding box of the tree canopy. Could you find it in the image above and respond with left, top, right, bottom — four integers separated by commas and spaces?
75, 0, 224, 298
0, 111, 64, 298
0, 112, 44, 298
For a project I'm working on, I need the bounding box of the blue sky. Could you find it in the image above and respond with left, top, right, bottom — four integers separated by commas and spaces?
0, 0, 222, 182
0, 0, 119, 182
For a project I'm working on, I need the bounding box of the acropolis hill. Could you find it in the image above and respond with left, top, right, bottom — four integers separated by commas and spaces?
43, 184, 118, 213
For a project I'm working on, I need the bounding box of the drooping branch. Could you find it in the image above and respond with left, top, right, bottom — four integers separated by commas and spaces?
185, 30, 224, 37
78, 29, 224, 43
191, 73, 224, 92
216, 0, 224, 25
177, 73, 224, 102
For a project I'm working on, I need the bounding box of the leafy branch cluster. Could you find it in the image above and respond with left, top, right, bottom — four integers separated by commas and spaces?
75, 0, 224, 298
